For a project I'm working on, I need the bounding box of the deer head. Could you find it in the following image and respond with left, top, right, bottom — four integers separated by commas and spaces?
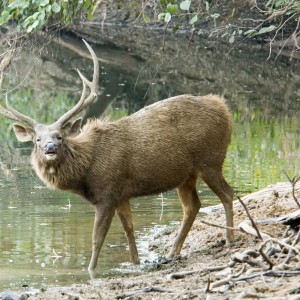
0, 40, 99, 163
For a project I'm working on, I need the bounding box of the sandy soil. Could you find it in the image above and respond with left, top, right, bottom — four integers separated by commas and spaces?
1, 182, 300, 300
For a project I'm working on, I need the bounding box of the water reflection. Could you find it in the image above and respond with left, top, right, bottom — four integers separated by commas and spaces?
0, 36, 300, 290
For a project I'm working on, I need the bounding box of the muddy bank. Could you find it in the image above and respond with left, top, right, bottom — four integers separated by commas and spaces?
1, 181, 299, 300
71, 0, 300, 60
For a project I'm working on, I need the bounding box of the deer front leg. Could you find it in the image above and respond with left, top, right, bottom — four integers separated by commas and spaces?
88, 203, 115, 278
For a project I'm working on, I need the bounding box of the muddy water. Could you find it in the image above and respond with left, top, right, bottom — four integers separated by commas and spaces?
0, 36, 300, 290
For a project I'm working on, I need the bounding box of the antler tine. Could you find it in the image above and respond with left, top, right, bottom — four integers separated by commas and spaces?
55, 39, 99, 127
0, 72, 37, 128
5, 94, 37, 128
0, 101, 22, 122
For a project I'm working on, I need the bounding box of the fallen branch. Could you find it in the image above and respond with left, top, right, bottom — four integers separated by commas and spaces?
238, 196, 263, 240
283, 229, 300, 265
258, 244, 274, 269
261, 238, 300, 255
200, 219, 240, 231
115, 285, 174, 299
231, 251, 265, 268
238, 220, 272, 240
237, 291, 268, 299
170, 261, 237, 279
235, 270, 300, 282
210, 265, 246, 290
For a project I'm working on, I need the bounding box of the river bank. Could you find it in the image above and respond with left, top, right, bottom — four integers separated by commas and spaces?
71, 0, 300, 61
1, 2, 300, 299
1, 181, 299, 300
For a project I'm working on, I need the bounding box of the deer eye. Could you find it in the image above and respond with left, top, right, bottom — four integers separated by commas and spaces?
36, 137, 41, 142
57, 136, 62, 140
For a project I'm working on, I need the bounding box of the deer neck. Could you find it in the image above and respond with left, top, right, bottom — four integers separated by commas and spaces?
31, 137, 93, 191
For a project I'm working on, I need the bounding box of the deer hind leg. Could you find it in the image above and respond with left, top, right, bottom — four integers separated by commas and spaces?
167, 173, 201, 259
116, 199, 140, 265
201, 167, 234, 245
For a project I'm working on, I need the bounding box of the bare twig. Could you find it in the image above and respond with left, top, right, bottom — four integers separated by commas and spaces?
115, 286, 174, 299
258, 244, 274, 269
235, 270, 300, 282
200, 220, 240, 231
275, 16, 300, 61
261, 238, 300, 255
205, 274, 211, 293
238, 196, 263, 240
210, 265, 246, 289
284, 171, 300, 208
238, 221, 272, 240
283, 229, 300, 265
170, 261, 237, 279
232, 251, 266, 268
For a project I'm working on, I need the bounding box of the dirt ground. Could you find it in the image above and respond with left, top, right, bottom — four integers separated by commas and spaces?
1, 182, 300, 300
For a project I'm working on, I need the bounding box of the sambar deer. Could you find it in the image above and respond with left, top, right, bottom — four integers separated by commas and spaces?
0, 40, 234, 277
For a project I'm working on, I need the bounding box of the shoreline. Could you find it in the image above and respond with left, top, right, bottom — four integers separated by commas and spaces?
1, 181, 299, 299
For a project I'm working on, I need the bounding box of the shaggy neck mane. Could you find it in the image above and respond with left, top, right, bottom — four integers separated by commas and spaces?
31, 120, 101, 190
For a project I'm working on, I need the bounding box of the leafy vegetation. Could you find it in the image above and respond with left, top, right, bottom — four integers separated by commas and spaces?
0, 0, 99, 32
0, 0, 299, 43
156, 0, 220, 28
245, 0, 300, 38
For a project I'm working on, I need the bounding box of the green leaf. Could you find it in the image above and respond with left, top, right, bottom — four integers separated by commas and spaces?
87, 9, 94, 20
205, 1, 210, 12
165, 12, 171, 23
180, 0, 191, 11
244, 29, 257, 36
38, 9, 46, 20
144, 16, 150, 23
8, 0, 27, 9
45, 4, 52, 13
27, 19, 40, 32
130, 2, 140, 8
51, 3, 61, 13
158, 13, 166, 21
0, 11, 12, 26
166, 3, 178, 14
257, 25, 277, 34
39, 0, 49, 7
189, 14, 198, 25
24, 12, 40, 24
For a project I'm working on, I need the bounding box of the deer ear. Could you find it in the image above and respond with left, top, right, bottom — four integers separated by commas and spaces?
12, 124, 34, 142
62, 118, 83, 137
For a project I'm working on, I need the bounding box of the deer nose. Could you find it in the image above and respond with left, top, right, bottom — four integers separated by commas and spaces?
45, 142, 57, 152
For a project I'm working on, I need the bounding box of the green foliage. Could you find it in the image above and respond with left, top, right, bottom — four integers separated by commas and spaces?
158, 0, 203, 27
266, 0, 300, 12
244, 25, 278, 37
0, 0, 99, 32
245, 0, 300, 38
156, 0, 221, 33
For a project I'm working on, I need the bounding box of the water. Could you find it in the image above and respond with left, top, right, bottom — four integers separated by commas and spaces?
0, 36, 300, 290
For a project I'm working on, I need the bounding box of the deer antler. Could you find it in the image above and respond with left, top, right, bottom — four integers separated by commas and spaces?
0, 72, 37, 128
54, 39, 99, 127
0, 40, 98, 129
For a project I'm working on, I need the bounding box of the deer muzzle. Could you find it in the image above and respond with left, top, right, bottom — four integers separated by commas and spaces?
45, 142, 58, 160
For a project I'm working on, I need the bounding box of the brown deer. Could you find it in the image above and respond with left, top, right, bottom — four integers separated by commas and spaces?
0, 40, 234, 277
